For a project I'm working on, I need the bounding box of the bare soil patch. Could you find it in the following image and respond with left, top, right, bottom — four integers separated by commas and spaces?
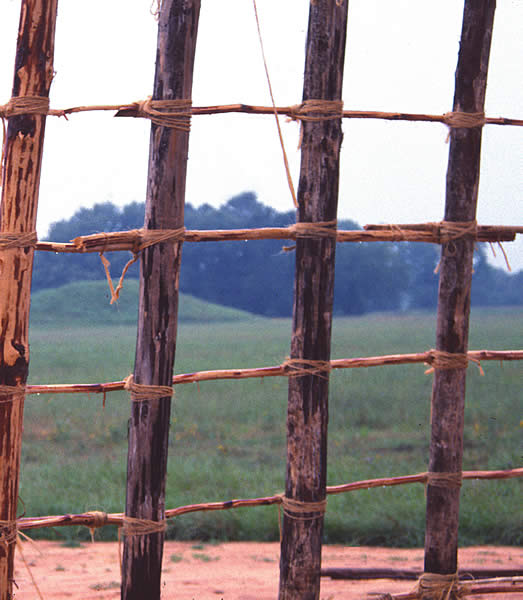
13, 541, 522, 599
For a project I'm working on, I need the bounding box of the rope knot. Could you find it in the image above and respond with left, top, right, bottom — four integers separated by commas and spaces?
0, 232, 38, 250
291, 220, 338, 239
124, 374, 174, 402
132, 97, 192, 131
438, 220, 477, 244
424, 350, 484, 376
0, 96, 50, 119
282, 358, 332, 379
122, 516, 167, 537
425, 350, 469, 373
0, 520, 18, 546
287, 99, 344, 122
278, 495, 327, 519
0, 384, 26, 404
85, 511, 109, 529
417, 572, 460, 600
425, 472, 463, 489
443, 111, 486, 129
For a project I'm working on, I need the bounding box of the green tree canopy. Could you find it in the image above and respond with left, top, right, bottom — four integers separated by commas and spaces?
32, 193, 521, 316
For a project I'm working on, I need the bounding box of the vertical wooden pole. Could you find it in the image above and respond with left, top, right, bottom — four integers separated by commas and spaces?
424, 0, 495, 580
121, 1, 200, 599
279, 2, 348, 600
0, 2, 58, 599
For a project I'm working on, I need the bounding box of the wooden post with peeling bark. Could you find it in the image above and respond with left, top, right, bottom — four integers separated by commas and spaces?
278, 2, 349, 600
120, 1, 200, 599
424, 0, 496, 583
0, 2, 58, 599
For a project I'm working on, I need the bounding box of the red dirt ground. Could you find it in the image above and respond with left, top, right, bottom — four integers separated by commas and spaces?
12, 541, 522, 599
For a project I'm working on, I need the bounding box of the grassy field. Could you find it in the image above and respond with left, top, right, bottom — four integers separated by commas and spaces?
21, 295, 522, 547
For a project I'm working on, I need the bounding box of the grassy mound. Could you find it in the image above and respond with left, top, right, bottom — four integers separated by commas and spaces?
30, 279, 256, 325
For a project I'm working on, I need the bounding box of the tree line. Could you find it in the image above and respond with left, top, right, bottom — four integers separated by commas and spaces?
32, 192, 522, 316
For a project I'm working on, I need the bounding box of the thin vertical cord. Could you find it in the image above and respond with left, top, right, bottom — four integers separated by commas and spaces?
252, 0, 298, 208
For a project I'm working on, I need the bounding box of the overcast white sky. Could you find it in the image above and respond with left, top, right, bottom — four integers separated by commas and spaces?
1, 0, 522, 271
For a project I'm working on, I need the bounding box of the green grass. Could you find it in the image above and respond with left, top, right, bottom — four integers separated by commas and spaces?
170, 554, 184, 563
21, 304, 522, 547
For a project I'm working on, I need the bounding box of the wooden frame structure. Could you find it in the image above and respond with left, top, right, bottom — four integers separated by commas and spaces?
0, 1, 521, 599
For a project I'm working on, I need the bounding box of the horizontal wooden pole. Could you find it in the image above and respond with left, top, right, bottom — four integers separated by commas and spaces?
2, 99, 522, 127
367, 582, 523, 599
17, 468, 522, 532
25, 349, 523, 396
32, 223, 522, 253
321, 568, 523, 581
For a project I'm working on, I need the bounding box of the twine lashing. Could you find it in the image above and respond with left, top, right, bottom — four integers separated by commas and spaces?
279, 495, 327, 520
425, 350, 468, 373
122, 516, 167, 537
283, 358, 332, 379
379, 224, 408, 241
417, 571, 461, 600
85, 510, 109, 542
287, 100, 344, 122
443, 111, 486, 129
0, 96, 50, 119
73, 227, 185, 253
425, 472, 462, 489
1, 96, 51, 185
117, 516, 167, 577
276, 494, 327, 541
0, 520, 18, 546
425, 350, 484, 375
291, 220, 338, 239
124, 374, 174, 402
133, 97, 192, 131
0, 232, 38, 250
438, 221, 477, 244
85, 511, 109, 529
363, 221, 480, 245
138, 227, 185, 251
0, 384, 26, 404
89, 228, 185, 304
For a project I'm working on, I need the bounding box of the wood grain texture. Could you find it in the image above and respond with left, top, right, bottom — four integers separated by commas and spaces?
121, 1, 200, 599
279, 2, 349, 599
0, 1, 58, 598
424, 0, 496, 579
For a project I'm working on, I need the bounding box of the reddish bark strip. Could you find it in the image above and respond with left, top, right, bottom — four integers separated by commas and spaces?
424, 0, 496, 579
0, 2, 58, 598
120, 2, 200, 599
279, 2, 349, 599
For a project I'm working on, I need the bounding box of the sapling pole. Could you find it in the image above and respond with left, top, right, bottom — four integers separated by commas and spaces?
279, 2, 349, 599
424, 0, 496, 580
121, 1, 200, 599
0, 2, 58, 598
